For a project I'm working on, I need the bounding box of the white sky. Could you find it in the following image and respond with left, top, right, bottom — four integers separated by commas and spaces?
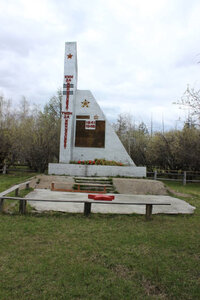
0, 0, 200, 131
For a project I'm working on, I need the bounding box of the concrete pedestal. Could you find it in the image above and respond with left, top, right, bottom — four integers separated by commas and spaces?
48, 163, 146, 177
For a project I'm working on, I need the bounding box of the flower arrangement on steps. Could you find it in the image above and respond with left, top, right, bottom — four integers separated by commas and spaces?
70, 158, 125, 166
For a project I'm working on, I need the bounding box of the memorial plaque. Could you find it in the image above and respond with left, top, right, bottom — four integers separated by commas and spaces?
75, 120, 105, 148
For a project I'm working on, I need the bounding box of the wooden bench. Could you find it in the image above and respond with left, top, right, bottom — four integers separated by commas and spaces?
83, 201, 170, 220
0, 181, 30, 214
0, 196, 170, 220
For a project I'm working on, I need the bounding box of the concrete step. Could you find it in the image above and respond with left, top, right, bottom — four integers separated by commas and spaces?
75, 180, 112, 185
74, 177, 111, 181
73, 176, 115, 193
74, 183, 113, 187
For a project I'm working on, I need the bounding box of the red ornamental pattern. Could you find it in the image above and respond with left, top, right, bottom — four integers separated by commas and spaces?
85, 120, 96, 130
63, 75, 73, 148
64, 119, 68, 148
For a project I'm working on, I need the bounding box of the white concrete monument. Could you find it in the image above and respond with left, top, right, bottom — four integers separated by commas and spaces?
49, 42, 146, 177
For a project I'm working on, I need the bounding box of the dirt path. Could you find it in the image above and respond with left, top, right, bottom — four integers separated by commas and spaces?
29, 175, 74, 190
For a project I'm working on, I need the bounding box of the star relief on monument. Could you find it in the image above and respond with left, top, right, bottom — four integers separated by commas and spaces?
81, 99, 90, 108
67, 53, 73, 59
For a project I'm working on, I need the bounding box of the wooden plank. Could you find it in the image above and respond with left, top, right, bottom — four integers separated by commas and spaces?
0, 196, 171, 206
0, 181, 31, 197
0, 196, 171, 220
75, 177, 109, 180
0, 185, 20, 197
74, 180, 112, 186
74, 183, 112, 187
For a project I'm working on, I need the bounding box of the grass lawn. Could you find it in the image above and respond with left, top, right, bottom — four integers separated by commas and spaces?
0, 172, 37, 192
0, 175, 200, 299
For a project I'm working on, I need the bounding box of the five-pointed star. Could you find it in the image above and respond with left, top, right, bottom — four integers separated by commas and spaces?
67, 53, 73, 59
81, 99, 90, 108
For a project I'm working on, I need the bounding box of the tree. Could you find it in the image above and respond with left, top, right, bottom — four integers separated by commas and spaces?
113, 114, 149, 166
44, 88, 62, 120
7, 91, 62, 172
177, 127, 200, 170
0, 96, 14, 166
15, 91, 62, 172
176, 85, 200, 126
146, 131, 180, 170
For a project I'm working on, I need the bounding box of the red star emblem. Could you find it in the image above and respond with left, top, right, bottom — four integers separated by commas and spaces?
67, 53, 73, 59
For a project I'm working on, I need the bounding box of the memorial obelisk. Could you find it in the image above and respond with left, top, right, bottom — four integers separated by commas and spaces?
49, 42, 146, 177
59, 42, 77, 163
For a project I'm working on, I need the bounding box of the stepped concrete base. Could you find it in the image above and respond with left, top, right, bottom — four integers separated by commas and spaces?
48, 163, 146, 177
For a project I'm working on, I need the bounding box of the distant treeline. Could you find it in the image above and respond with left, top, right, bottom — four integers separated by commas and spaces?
114, 113, 200, 171
1, 89, 200, 172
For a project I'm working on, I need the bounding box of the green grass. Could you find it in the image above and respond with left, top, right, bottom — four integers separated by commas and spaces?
0, 172, 37, 192
0, 172, 37, 213
163, 180, 200, 196
0, 176, 200, 299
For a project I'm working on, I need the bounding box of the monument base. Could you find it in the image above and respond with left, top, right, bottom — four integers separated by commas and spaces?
48, 163, 146, 177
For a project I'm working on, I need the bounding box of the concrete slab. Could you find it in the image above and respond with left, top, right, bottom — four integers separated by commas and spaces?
26, 189, 195, 215
113, 178, 168, 195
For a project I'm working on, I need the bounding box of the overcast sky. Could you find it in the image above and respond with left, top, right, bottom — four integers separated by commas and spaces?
1, 0, 200, 131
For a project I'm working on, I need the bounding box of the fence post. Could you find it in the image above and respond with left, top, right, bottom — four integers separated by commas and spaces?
2, 164, 7, 174
154, 170, 157, 180
183, 171, 187, 185
0, 198, 4, 212
15, 188, 19, 197
84, 202, 91, 216
19, 200, 27, 214
146, 204, 153, 221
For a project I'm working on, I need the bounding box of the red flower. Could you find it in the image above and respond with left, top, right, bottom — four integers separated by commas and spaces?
89, 160, 92, 164
93, 161, 95, 164
78, 160, 81, 164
